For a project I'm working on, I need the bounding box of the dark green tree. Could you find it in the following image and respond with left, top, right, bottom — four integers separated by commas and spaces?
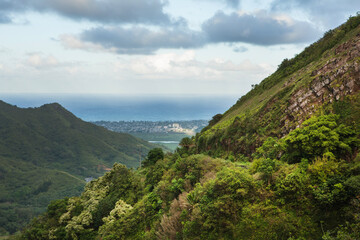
179, 137, 193, 150
209, 114, 223, 126
142, 148, 164, 167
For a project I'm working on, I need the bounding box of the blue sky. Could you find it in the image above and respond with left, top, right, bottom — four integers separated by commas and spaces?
0, 0, 359, 97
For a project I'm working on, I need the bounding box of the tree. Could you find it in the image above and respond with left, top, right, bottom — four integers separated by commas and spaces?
257, 158, 276, 185
254, 137, 282, 159
179, 137, 193, 150
208, 114, 223, 126
142, 148, 164, 167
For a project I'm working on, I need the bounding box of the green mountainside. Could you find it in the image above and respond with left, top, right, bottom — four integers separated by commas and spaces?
0, 101, 158, 235
195, 15, 360, 158
15, 15, 360, 240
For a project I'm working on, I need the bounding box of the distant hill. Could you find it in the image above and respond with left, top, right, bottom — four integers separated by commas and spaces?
0, 101, 158, 235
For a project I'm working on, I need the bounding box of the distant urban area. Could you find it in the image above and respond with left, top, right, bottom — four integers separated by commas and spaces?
92, 120, 209, 135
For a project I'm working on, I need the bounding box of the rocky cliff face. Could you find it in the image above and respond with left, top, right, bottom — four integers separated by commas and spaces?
282, 33, 360, 133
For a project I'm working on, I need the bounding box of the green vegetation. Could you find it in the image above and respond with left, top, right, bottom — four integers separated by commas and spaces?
0, 159, 85, 236
0, 101, 158, 236
16, 114, 360, 239
11, 14, 360, 240
282, 114, 359, 163
142, 148, 164, 167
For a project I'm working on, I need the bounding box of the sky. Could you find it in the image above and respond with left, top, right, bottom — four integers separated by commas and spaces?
0, 0, 359, 97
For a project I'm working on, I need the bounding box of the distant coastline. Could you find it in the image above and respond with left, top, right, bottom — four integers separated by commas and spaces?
92, 120, 209, 151
92, 120, 208, 135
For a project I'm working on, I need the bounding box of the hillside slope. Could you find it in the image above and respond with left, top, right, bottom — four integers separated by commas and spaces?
15, 15, 360, 240
0, 101, 158, 235
195, 15, 360, 158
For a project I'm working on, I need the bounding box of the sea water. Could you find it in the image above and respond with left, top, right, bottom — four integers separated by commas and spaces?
0, 94, 239, 121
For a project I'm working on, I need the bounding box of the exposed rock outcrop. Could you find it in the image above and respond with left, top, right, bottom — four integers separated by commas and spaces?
282, 34, 360, 133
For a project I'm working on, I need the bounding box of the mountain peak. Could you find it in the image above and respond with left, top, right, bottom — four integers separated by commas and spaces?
39, 102, 65, 110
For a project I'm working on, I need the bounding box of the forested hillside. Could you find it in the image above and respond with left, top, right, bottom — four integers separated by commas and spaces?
16, 15, 360, 240
0, 101, 157, 235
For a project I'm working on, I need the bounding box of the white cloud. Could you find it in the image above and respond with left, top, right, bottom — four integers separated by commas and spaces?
26, 53, 59, 69
23, 53, 82, 73
115, 51, 212, 77
0, 49, 276, 95
59, 34, 118, 54
114, 50, 273, 79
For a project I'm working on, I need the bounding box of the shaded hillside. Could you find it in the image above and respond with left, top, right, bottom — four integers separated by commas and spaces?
0, 101, 158, 235
195, 15, 360, 158
0, 101, 157, 172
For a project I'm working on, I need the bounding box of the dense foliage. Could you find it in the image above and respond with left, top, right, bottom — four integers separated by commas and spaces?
17, 113, 360, 239
282, 114, 359, 163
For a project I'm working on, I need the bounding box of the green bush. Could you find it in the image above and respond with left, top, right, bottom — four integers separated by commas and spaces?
283, 115, 359, 163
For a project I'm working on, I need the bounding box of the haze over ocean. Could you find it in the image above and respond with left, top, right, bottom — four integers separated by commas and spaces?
0, 94, 238, 121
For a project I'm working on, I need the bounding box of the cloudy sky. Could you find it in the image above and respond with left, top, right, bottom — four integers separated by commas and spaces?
0, 0, 359, 97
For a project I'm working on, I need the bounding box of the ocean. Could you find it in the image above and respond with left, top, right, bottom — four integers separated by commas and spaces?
0, 94, 239, 121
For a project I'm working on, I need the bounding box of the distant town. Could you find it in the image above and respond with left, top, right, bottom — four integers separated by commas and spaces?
92, 120, 209, 135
